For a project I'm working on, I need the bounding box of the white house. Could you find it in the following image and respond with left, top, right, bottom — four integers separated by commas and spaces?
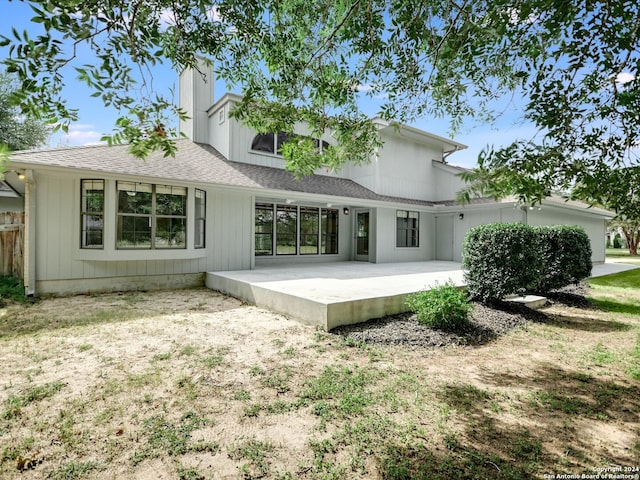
2, 64, 613, 296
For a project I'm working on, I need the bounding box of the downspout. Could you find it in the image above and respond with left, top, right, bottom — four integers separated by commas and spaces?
23, 170, 36, 297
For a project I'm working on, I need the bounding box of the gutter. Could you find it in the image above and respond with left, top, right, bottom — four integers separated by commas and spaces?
23, 170, 36, 297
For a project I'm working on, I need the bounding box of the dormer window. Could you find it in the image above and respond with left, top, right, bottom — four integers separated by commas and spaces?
250, 132, 329, 156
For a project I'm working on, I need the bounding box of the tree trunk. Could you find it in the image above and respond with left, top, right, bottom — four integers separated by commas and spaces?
622, 226, 639, 256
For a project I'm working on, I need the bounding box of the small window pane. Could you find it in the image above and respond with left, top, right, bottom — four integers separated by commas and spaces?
82, 214, 103, 248
300, 207, 319, 255
81, 179, 104, 248
156, 185, 187, 216
251, 133, 275, 153
156, 217, 186, 248
195, 189, 206, 249
276, 205, 297, 255
255, 204, 274, 256
321, 208, 339, 254
117, 216, 152, 249
117, 182, 153, 214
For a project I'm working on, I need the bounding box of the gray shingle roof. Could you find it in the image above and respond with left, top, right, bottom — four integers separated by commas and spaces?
9, 139, 435, 207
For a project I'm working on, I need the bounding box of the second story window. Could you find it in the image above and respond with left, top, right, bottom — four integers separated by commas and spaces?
250, 132, 329, 156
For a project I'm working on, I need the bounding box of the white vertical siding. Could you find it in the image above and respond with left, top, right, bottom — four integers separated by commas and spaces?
208, 104, 231, 158
209, 190, 253, 271
373, 207, 433, 263
451, 209, 503, 262
527, 207, 607, 263
32, 170, 256, 291
374, 133, 439, 201
432, 163, 467, 201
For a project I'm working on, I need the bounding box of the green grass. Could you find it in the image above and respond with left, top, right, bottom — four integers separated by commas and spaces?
0, 308, 143, 339
606, 247, 639, 258
130, 411, 208, 466
590, 268, 640, 289
228, 436, 276, 478
627, 333, 640, 380
49, 461, 101, 480
586, 343, 616, 365
1, 285, 639, 479
0, 276, 27, 304
3, 381, 65, 420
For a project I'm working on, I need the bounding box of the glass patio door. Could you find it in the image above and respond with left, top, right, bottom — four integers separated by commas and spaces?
355, 210, 369, 261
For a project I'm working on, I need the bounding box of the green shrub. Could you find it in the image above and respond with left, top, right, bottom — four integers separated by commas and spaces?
405, 282, 471, 331
462, 223, 542, 302
613, 235, 621, 249
534, 225, 592, 293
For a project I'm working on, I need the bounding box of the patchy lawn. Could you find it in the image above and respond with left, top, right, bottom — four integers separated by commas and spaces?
0, 285, 639, 479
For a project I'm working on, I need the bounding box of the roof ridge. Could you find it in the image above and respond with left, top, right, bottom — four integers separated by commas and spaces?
10, 137, 191, 156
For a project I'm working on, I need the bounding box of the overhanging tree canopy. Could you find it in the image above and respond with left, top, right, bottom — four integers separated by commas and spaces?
2, 0, 639, 190
0, 70, 49, 151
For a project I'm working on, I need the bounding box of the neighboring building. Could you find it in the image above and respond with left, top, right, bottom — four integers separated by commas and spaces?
2, 63, 614, 296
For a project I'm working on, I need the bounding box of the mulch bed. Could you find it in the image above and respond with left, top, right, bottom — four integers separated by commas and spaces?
331, 283, 590, 348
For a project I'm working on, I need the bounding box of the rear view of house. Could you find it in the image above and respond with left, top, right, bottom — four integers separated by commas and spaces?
1, 62, 613, 299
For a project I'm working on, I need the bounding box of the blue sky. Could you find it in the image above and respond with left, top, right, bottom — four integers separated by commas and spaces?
0, 0, 536, 168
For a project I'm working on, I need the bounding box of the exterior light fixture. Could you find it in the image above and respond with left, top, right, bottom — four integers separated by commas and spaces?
458, 213, 464, 220
17, 172, 25, 180
343, 207, 350, 215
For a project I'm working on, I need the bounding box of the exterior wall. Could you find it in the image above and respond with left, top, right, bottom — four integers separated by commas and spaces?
208, 190, 254, 271
451, 207, 525, 262
179, 61, 215, 144
207, 102, 231, 158
432, 162, 467, 201
32, 171, 254, 295
374, 132, 439, 201
344, 160, 377, 192
373, 207, 434, 263
526, 206, 607, 263
447, 204, 606, 264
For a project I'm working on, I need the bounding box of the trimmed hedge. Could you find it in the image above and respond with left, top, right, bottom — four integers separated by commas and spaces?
462, 223, 592, 302
462, 223, 542, 302
534, 225, 592, 293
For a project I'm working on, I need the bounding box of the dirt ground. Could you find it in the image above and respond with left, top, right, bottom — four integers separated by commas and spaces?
0, 287, 639, 479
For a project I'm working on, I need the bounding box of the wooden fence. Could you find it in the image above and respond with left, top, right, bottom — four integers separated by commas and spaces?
0, 212, 24, 278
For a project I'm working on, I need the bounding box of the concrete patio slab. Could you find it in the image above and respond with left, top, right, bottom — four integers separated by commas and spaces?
206, 261, 465, 330
206, 260, 639, 330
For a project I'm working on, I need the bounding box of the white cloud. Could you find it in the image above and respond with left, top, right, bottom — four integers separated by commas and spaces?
506, 7, 538, 25
159, 6, 220, 29
159, 8, 176, 27
615, 71, 635, 85
60, 124, 104, 146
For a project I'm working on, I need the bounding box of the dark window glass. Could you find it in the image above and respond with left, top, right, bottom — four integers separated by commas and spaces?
396, 210, 419, 247
255, 204, 274, 256
321, 208, 339, 254
251, 133, 275, 153
276, 205, 297, 255
116, 182, 187, 249
81, 179, 104, 249
195, 189, 206, 249
300, 207, 319, 255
